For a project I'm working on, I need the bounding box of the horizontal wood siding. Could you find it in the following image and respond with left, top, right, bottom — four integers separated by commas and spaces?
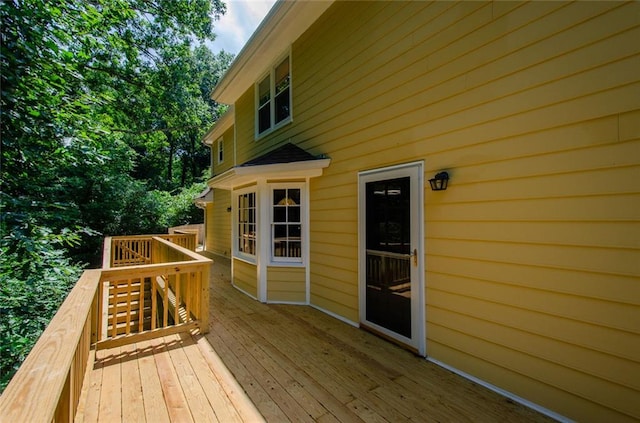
212, 125, 236, 176
205, 189, 231, 257
278, 1, 640, 421
267, 266, 306, 303
232, 258, 258, 298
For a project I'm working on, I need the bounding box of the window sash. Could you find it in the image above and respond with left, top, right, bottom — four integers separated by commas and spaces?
217, 139, 224, 164
237, 192, 256, 257
271, 187, 302, 262
256, 55, 291, 136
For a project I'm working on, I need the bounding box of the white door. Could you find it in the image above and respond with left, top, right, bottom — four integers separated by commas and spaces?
359, 162, 425, 355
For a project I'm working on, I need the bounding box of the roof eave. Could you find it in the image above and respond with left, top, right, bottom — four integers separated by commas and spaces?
210, 0, 334, 105
202, 106, 234, 145
208, 158, 331, 191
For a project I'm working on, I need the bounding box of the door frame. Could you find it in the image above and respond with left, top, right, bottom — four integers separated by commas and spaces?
358, 161, 425, 356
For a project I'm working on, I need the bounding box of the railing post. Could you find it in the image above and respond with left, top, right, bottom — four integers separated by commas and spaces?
200, 264, 210, 334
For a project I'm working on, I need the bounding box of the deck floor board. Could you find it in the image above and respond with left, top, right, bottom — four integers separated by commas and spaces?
205, 258, 555, 423
76, 258, 555, 422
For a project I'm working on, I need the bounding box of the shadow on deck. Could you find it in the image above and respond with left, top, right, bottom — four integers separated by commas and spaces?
76, 257, 555, 422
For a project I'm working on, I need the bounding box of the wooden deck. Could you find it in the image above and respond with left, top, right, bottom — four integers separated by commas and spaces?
77, 257, 555, 422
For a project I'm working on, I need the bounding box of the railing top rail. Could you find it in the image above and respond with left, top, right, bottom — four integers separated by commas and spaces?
99, 259, 211, 280
109, 233, 196, 241
151, 236, 205, 262
0, 270, 102, 422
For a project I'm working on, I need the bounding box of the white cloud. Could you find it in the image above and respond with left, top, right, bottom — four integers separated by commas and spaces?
209, 0, 277, 54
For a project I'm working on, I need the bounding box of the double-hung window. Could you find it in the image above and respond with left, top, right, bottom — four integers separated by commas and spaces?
271, 186, 302, 263
217, 138, 224, 164
237, 191, 256, 258
256, 55, 291, 137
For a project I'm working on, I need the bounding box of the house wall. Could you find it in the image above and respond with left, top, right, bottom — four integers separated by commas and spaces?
224, 2, 637, 421
232, 258, 258, 298
222, 1, 640, 420
204, 189, 231, 257
267, 266, 306, 303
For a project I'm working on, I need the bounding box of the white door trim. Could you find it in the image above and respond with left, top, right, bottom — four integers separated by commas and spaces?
358, 161, 425, 356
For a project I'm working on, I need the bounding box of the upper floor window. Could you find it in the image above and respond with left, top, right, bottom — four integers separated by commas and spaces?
256, 55, 291, 137
217, 138, 224, 164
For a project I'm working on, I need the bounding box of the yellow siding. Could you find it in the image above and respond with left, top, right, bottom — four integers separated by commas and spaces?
232, 258, 257, 298
253, 1, 639, 421
205, 189, 231, 257
266, 266, 306, 303
212, 125, 236, 175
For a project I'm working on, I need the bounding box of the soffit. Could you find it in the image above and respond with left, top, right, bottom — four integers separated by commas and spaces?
210, 0, 334, 104
202, 106, 234, 145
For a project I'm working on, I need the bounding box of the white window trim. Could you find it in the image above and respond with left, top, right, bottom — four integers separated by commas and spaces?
254, 50, 292, 140
269, 182, 305, 266
232, 186, 257, 264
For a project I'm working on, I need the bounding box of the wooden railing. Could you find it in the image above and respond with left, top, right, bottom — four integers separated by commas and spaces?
106, 233, 197, 267
0, 234, 211, 422
366, 249, 411, 290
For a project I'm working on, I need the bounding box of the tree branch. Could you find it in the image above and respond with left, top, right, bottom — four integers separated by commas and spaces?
110, 124, 204, 135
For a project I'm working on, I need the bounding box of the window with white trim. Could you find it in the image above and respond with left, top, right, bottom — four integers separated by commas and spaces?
237, 191, 256, 257
271, 186, 302, 262
217, 138, 224, 164
256, 55, 291, 137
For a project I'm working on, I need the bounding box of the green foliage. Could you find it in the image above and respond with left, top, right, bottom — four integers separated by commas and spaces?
0, 0, 232, 392
0, 224, 84, 392
152, 181, 208, 229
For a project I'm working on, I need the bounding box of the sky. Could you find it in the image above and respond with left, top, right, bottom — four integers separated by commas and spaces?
208, 0, 278, 55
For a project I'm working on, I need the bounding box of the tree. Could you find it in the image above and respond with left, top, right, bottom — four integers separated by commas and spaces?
0, 0, 231, 391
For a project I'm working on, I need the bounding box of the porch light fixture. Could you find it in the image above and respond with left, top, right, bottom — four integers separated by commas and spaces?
429, 171, 449, 191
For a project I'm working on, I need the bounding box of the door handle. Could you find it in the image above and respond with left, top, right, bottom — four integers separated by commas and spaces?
413, 249, 418, 266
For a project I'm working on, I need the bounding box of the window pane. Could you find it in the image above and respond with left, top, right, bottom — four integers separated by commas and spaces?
288, 241, 301, 258
258, 76, 270, 106
288, 189, 300, 204
289, 224, 301, 238
275, 58, 289, 95
273, 189, 286, 205
274, 207, 286, 223
259, 103, 270, 133
274, 224, 287, 239
274, 87, 290, 124
288, 206, 300, 223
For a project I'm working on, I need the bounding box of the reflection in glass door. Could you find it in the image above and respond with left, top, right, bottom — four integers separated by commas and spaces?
359, 162, 424, 354
365, 177, 412, 337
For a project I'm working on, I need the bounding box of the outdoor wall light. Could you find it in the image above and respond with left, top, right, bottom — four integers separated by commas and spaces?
226, 206, 232, 213
429, 171, 449, 191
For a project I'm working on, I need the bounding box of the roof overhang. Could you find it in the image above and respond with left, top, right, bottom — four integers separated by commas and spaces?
193, 187, 214, 208
208, 158, 331, 191
202, 106, 234, 145
210, 0, 334, 104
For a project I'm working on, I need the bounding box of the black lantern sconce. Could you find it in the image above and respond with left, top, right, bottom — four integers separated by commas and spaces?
429, 171, 449, 191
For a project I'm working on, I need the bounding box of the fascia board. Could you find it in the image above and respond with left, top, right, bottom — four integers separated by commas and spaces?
210, 0, 334, 104
202, 106, 235, 145
208, 158, 331, 190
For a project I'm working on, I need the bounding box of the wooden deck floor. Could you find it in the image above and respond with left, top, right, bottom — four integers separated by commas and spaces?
77, 258, 555, 422
76, 331, 263, 422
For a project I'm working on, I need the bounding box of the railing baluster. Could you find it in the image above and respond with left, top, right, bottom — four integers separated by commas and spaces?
185, 272, 191, 322
151, 276, 157, 330
175, 273, 181, 324
125, 279, 132, 335
139, 277, 145, 333
163, 275, 169, 328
